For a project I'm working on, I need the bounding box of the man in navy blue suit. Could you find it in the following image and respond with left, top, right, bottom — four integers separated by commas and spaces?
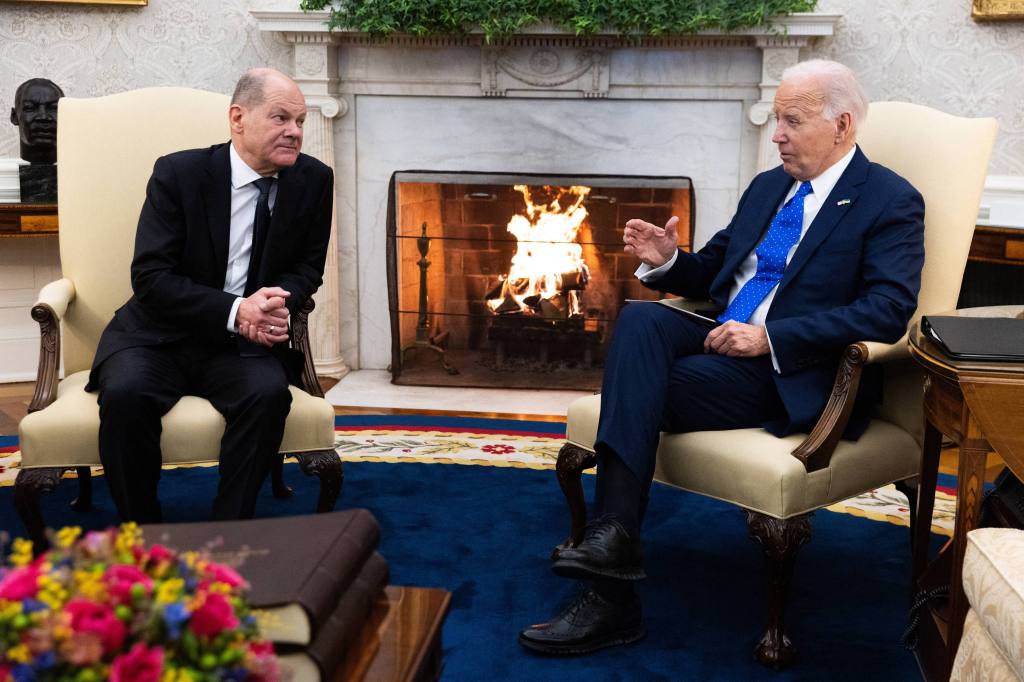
519, 59, 925, 654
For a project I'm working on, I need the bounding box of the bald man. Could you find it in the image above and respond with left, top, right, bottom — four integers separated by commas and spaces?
88, 69, 334, 522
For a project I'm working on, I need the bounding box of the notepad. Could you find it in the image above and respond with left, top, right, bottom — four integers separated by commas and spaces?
624, 298, 721, 327
921, 315, 1024, 361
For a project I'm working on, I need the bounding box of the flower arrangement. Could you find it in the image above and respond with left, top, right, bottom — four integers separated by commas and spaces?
0, 524, 278, 682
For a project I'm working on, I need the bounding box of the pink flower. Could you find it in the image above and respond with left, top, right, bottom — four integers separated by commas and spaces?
0, 566, 40, 600
205, 562, 247, 589
65, 598, 126, 655
110, 643, 163, 682
104, 564, 153, 605
189, 593, 239, 638
247, 641, 280, 682
60, 631, 104, 666
146, 544, 174, 564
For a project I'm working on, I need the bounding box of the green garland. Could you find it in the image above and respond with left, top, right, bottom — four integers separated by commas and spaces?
298, 0, 819, 41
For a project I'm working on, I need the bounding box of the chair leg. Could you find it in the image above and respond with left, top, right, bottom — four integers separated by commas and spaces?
270, 455, 293, 499
555, 443, 597, 549
745, 510, 812, 670
71, 467, 93, 511
13, 467, 67, 555
894, 477, 919, 549
293, 449, 344, 513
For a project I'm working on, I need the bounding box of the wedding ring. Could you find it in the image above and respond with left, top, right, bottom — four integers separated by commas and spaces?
269, 325, 275, 333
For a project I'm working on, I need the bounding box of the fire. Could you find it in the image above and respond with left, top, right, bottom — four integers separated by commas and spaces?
487, 184, 592, 317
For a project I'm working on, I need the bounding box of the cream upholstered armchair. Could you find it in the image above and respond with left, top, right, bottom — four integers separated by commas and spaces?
555, 102, 998, 668
15, 88, 341, 551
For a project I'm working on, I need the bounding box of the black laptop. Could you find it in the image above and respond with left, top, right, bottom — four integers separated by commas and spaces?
921, 315, 1024, 361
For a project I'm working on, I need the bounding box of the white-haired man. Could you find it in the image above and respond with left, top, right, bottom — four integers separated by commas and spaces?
520, 60, 925, 654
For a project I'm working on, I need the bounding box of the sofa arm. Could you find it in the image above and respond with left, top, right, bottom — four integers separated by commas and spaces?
29, 278, 76, 413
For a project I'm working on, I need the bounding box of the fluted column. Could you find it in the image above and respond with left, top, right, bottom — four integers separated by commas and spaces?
289, 33, 349, 378
748, 37, 806, 173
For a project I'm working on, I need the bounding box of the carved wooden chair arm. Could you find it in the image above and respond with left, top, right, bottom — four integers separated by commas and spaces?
29, 278, 76, 413
291, 297, 323, 398
789, 342, 871, 473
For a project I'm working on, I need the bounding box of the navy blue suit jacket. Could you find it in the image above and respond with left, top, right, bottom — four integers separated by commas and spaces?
646, 147, 925, 436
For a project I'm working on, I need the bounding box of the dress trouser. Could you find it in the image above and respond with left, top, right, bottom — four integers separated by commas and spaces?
593, 302, 785, 519
94, 338, 292, 523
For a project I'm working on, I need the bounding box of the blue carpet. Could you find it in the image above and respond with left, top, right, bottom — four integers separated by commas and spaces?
0, 460, 924, 681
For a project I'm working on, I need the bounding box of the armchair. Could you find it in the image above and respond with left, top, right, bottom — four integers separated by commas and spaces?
15, 88, 342, 552
555, 102, 998, 667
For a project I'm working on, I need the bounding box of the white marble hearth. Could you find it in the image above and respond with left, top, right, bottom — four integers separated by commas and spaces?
253, 9, 839, 379
325, 369, 590, 416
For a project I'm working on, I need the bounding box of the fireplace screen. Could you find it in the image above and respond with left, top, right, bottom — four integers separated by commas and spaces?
387, 171, 693, 391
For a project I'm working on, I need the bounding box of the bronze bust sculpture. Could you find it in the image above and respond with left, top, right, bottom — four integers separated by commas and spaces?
10, 78, 64, 202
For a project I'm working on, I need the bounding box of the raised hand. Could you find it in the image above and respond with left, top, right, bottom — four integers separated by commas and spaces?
623, 215, 680, 268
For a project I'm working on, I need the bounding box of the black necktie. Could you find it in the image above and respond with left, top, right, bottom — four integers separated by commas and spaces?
244, 176, 275, 296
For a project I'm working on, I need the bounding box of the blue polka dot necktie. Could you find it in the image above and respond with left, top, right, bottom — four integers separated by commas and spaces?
718, 181, 813, 324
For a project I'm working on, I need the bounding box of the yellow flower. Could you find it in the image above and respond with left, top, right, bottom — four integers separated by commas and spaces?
115, 522, 142, 559
6, 643, 32, 664
9, 538, 33, 567
208, 581, 232, 595
0, 600, 24, 618
56, 526, 82, 549
155, 578, 185, 604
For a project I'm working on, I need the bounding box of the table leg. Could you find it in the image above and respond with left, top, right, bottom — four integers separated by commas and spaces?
946, 442, 988, 667
913, 420, 943, 585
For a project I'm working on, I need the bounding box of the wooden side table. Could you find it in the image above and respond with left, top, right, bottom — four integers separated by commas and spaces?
908, 305, 1024, 681
337, 586, 451, 682
0, 202, 58, 236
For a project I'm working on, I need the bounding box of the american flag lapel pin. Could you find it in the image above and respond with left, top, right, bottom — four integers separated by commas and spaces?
836, 199, 851, 206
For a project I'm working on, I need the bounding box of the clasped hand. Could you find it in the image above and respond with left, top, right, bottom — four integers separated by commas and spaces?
236, 287, 291, 348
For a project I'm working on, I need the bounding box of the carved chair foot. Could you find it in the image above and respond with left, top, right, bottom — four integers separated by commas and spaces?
271, 456, 293, 499
555, 443, 597, 549
70, 467, 93, 512
746, 511, 812, 670
14, 467, 67, 555
293, 449, 344, 513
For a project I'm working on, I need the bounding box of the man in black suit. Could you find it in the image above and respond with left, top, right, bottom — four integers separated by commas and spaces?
88, 68, 334, 523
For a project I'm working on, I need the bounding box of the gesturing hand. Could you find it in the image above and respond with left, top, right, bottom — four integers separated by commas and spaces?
624, 215, 680, 268
704, 321, 770, 357
236, 287, 291, 348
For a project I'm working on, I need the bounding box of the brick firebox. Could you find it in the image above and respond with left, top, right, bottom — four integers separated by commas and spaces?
387, 172, 693, 390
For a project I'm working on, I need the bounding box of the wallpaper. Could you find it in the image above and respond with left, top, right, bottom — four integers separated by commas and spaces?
0, 0, 1022, 174
0, 0, 290, 160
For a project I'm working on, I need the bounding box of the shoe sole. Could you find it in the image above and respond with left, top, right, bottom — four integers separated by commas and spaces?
518, 626, 645, 655
551, 558, 646, 581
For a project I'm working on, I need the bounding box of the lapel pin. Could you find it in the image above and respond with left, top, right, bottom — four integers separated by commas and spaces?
836, 199, 851, 206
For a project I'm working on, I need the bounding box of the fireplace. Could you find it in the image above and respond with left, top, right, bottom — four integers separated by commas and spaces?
387, 171, 693, 390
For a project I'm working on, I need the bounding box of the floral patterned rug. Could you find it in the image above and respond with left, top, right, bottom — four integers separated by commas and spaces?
1, 416, 957, 536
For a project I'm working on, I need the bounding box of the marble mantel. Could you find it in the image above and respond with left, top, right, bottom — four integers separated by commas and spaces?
252, 9, 839, 372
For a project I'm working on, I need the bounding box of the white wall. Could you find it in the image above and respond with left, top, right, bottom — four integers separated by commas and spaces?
0, 0, 1021, 380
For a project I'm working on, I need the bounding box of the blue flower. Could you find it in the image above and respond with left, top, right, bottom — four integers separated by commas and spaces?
11, 664, 36, 682
34, 651, 56, 670
20, 598, 48, 614
163, 602, 191, 639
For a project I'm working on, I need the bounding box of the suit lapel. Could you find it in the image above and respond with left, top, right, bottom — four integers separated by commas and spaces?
203, 143, 232, 275
776, 147, 868, 293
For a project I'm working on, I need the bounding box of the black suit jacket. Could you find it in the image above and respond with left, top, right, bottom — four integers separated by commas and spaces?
89, 142, 334, 387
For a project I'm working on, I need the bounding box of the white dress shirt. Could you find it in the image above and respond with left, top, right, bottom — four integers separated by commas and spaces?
635, 144, 858, 369
225, 143, 278, 331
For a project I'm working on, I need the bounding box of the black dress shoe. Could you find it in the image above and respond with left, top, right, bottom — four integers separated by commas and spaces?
551, 515, 645, 581
519, 586, 644, 655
